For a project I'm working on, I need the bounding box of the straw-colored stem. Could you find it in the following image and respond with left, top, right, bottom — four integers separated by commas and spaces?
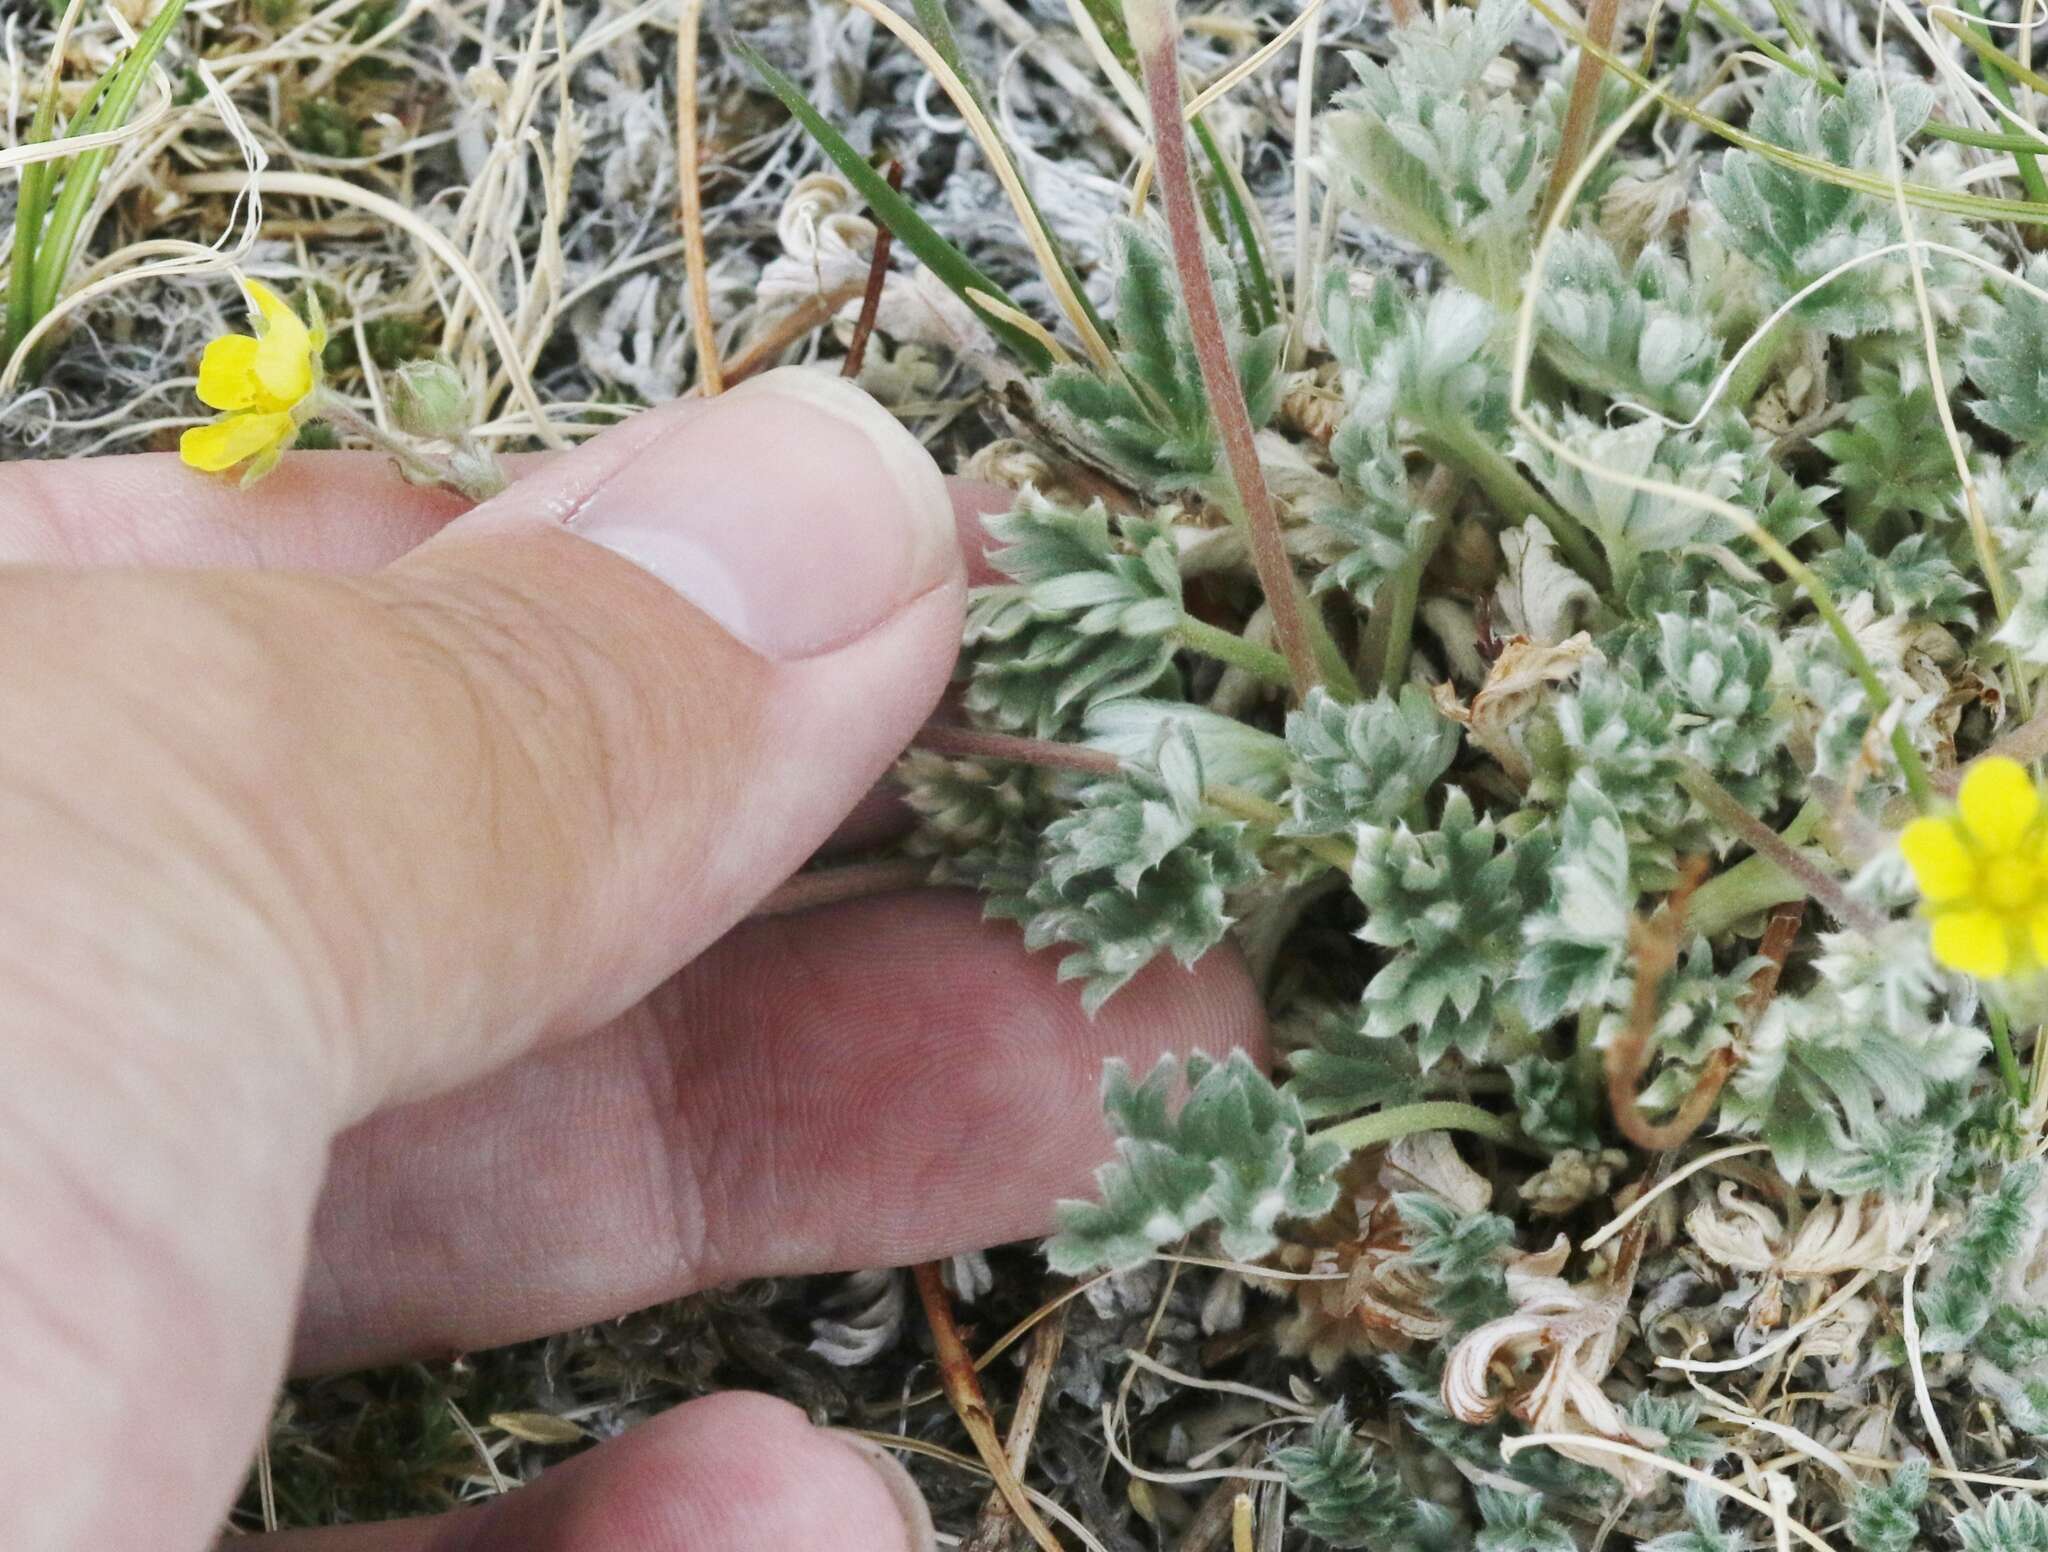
675, 0, 724, 395
1285, 0, 1324, 368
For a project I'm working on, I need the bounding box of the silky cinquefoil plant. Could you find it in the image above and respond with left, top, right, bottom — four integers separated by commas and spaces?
884, 0, 2048, 1543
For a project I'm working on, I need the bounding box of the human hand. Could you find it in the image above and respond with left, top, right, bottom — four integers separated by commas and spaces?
0, 368, 1266, 1550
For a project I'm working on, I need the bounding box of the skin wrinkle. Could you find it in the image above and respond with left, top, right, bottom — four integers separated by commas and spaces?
388, 557, 662, 866
355, 579, 566, 1065
661, 912, 830, 1273
0, 1047, 313, 1524
623, 998, 715, 1291
139, 611, 385, 1108
0, 1149, 137, 1370
0, 1136, 287, 1396
366, 539, 768, 1042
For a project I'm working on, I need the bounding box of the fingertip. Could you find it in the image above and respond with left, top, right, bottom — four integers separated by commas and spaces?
589, 1393, 932, 1552
254, 1393, 931, 1552
433, 366, 961, 663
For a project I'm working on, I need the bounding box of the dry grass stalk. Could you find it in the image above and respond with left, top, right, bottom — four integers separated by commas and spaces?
675, 0, 723, 395
961, 1303, 1068, 1552
911, 1261, 1066, 1552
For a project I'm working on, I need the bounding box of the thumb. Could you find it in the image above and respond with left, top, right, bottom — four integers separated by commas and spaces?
5, 366, 964, 1124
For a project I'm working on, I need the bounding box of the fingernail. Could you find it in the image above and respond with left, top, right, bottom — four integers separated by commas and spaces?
826, 1431, 938, 1552
565, 367, 958, 660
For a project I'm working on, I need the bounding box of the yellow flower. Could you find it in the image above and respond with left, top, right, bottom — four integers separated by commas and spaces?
179, 279, 325, 481
1901, 756, 2048, 979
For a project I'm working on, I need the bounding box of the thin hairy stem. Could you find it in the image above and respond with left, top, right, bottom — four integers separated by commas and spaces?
1132, 0, 1322, 701
1358, 466, 1458, 692
315, 394, 505, 501
910, 723, 1358, 873
914, 724, 1124, 776
1676, 762, 1880, 933
753, 858, 931, 918
1418, 424, 1608, 589
1176, 615, 1294, 686
1312, 1100, 1519, 1153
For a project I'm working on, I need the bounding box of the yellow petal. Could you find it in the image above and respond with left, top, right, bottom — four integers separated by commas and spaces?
180, 410, 296, 473
243, 279, 315, 408
1900, 816, 1977, 904
1959, 757, 2040, 853
2029, 905, 2048, 968
1931, 908, 2014, 979
195, 333, 264, 411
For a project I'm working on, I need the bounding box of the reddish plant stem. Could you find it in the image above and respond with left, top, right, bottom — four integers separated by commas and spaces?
842, 160, 902, 381
1741, 900, 1805, 1022
1133, 4, 1321, 700
752, 857, 929, 918
911, 1263, 1064, 1552
914, 722, 1124, 777
1607, 858, 1728, 1151
1540, 0, 1620, 225
1613, 895, 1803, 1150
1676, 758, 1880, 934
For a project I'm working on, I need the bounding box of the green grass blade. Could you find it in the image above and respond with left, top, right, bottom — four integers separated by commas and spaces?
8, 125, 59, 355
1073, 0, 1136, 68
1688, 0, 2048, 154
29, 0, 188, 321
738, 39, 1054, 372
909, 0, 977, 102
3, 46, 106, 354
1194, 117, 1278, 331
1959, 0, 2048, 204
899, 0, 1113, 357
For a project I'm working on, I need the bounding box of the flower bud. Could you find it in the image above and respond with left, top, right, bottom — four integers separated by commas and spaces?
388, 359, 472, 441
